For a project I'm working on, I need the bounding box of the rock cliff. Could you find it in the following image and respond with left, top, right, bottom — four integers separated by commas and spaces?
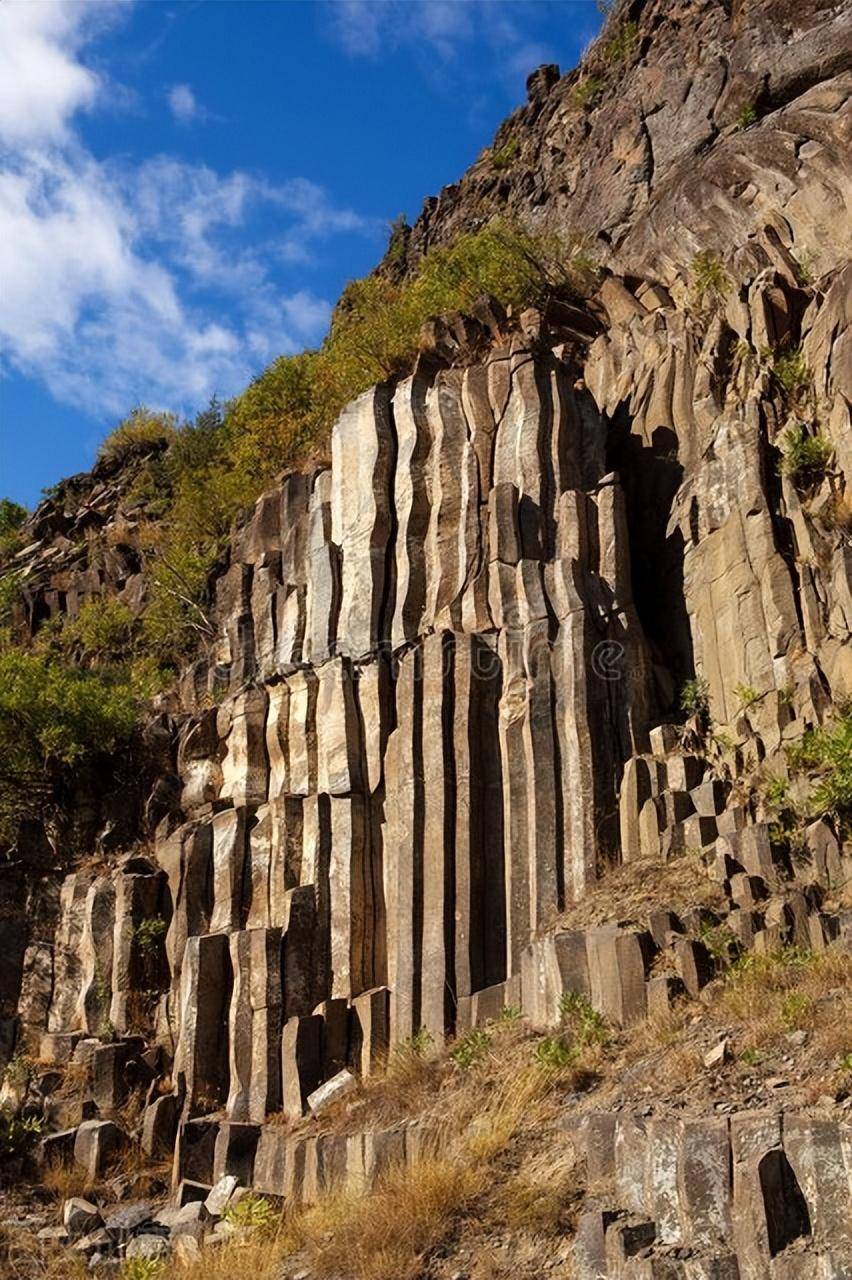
1, 0, 851, 1275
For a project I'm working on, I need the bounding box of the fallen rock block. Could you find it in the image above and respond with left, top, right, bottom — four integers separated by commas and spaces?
126, 1233, 171, 1260
308, 1067, 357, 1115
205, 1173, 239, 1217
63, 1197, 102, 1239
703, 1038, 730, 1069
103, 1201, 152, 1241
170, 1198, 212, 1243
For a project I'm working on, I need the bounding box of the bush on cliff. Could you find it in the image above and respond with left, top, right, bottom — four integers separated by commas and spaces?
99, 217, 591, 664
0, 648, 139, 846
98, 407, 178, 463
0, 499, 27, 559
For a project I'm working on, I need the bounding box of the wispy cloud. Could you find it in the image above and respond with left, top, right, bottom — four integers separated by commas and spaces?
167, 82, 207, 125
325, 0, 561, 96
0, 0, 370, 422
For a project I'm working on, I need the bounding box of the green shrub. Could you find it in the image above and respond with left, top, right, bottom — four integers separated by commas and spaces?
385, 214, 409, 267
691, 252, 729, 308
780, 991, 811, 1028
0, 1106, 42, 1159
558, 990, 608, 1047
223, 1192, 276, 1231
0, 499, 27, 559
98, 407, 177, 463
120, 1261, 165, 1280
773, 348, 811, 399
135, 916, 167, 952
2, 1054, 34, 1090
572, 75, 603, 107
680, 676, 710, 721
64, 599, 137, 665
603, 18, 638, 62
0, 570, 23, 634
787, 710, 852, 831
735, 103, 757, 130
0, 500, 26, 538
777, 423, 832, 487
492, 137, 520, 170
534, 1035, 575, 1068
763, 775, 791, 811
0, 647, 139, 846
493, 1004, 522, 1028
733, 682, 760, 711
451, 1028, 492, 1069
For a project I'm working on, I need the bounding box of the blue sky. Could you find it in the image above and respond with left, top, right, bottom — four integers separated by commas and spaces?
0, 0, 602, 508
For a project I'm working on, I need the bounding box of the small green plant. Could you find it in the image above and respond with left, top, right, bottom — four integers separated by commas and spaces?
2, 1053, 34, 1091
837, 1052, 852, 1074
793, 248, 816, 286
493, 1004, 522, 1028
725, 946, 812, 988
739, 1048, 764, 1066
777, 423, 832, 487
780, 991, 812, 1029
787, 710, 852, 832
223, 1192, 276, 1231
680, 676, 711, 723
492, 137, 520, 170
699, 921, 738, 964
451, 1028, 492, 1069
558, 990, 609, 1047
691, 252, 730, 309
572, 75, 603, 107
735, 103, 757, 130
534, 1035, 575, 1068
763, 775, 791, 811
0, 1106, 42, 1159
773, 348, 811, 399
135, 916, 168, 952
603, 18, 638, 62
733, 683, 760, 712
121, 1260, 165, 1280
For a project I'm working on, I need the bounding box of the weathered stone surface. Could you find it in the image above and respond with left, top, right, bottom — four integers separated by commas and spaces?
350, 986, 389, 1077
281, 1014, 323, 1117
307, 1067, 357, 1115
73, 1120, 125, 1179
173, 933, 230, 1116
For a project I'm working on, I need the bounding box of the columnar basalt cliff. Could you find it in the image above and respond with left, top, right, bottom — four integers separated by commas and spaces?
1, 0, 851, 1275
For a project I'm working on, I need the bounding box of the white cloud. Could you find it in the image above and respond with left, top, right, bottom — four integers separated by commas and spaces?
0, 0, 369, 425
0, 1, 104, 146
168, 83, 205, 125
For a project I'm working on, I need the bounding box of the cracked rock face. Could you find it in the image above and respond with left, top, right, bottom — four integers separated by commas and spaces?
388, 0, 852, 295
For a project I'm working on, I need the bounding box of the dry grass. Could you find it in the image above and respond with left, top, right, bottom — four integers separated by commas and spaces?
552, 849, 726, 933
163, 1029, 584, 1280
14, 947, 849, 1280
0, 1226, 88, 1280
